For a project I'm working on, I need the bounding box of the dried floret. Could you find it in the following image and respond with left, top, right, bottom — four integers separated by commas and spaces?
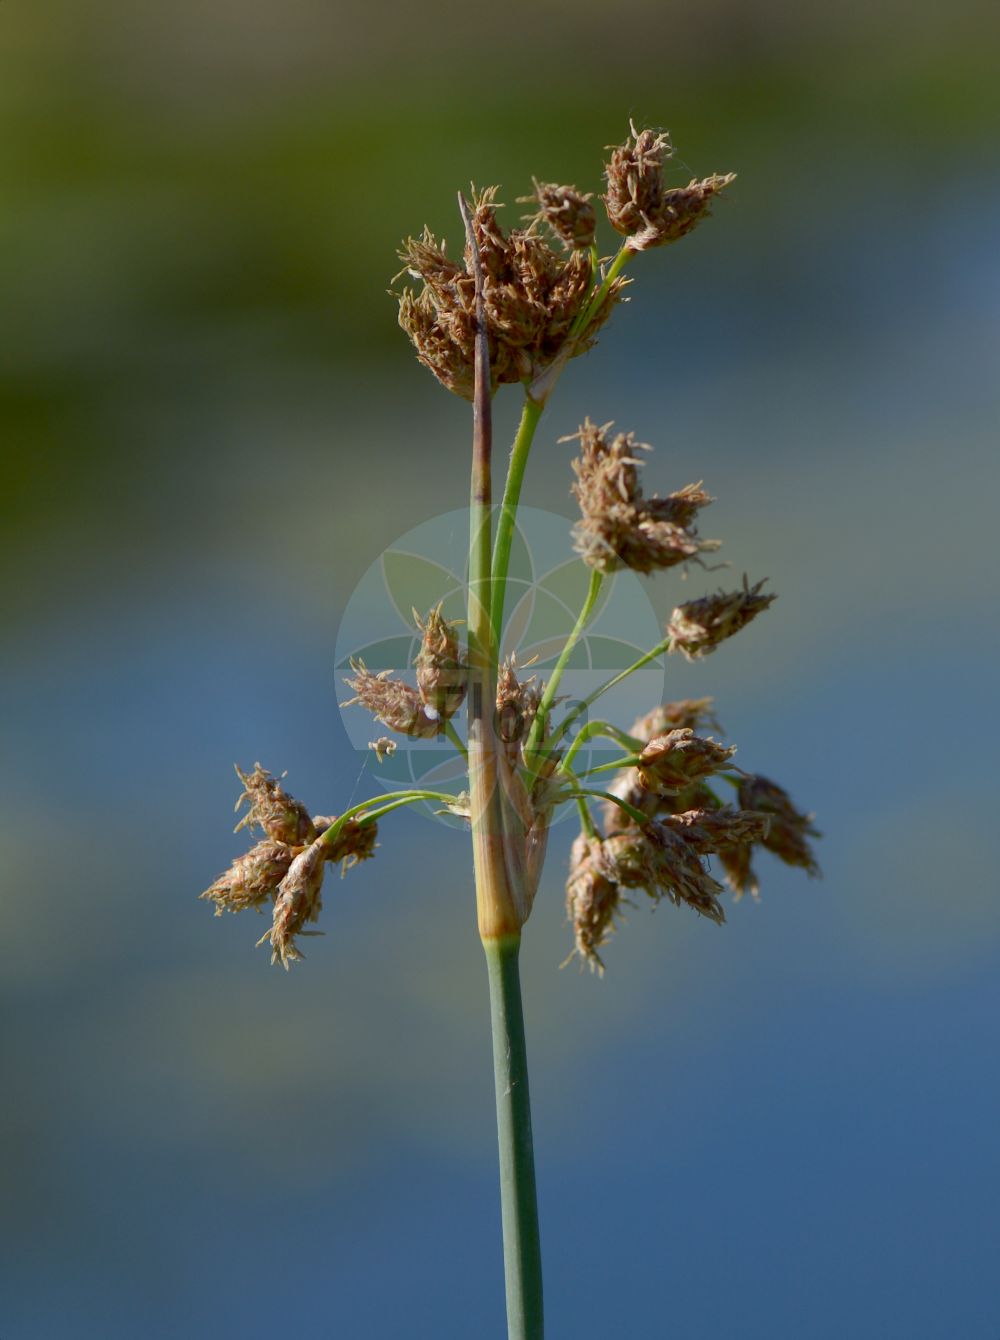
200, 839, 294, 916
668, 577, 776, 659
234, 762, 316, 846
342, 660, 442, 738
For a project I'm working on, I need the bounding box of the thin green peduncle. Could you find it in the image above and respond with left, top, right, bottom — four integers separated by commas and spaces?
491, 395, 545, 651
523, 567, 605, 770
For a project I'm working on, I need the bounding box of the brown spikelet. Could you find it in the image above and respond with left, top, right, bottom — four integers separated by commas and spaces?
415, 605, 467, 722
668, 577, 776, 659
521, 179, 597, 250
200, 840, 294, 916
738, 775, 821, 876
257, 839, 327, 969
342, 659, 442, 738
234, 763, 316, 846
636, 729, 736, 796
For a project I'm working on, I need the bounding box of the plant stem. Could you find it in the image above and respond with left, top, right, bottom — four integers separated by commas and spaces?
560, 719, 643, 776
523, 567, 604, 769
483, 934, 544, 1340
491, 395, 545, 650
550, 636, 671, 747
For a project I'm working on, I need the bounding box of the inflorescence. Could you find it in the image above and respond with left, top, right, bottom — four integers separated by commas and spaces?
200, 124, 818, 973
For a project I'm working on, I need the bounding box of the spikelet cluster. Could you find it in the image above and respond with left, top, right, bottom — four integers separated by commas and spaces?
200, 765, 378, 968
568, 420, 718, 574
603, 122, 735, 252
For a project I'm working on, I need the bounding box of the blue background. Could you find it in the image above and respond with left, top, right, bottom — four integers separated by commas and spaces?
2, 1, 999, 1335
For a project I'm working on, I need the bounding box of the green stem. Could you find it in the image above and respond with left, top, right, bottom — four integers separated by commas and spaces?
560, 720, 643, 776
524, 568, 604, 768
491, 395, 545, 650
484, 934, 544, 1340
569, 243, 632, 340
570, 788, 651, 828
443, 718, 468, 760
551, 637, 672, 747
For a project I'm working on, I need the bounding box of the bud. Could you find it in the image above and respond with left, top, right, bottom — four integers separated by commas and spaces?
415, 605, 467, 721
200, 839, 294, 916
568, 419, 719, 574
637, 729, 736, 796
234, 763, 316, 846
258, 839, 326, 969
738, 775, 821, 875
603, 124, 734, 252
342, 659, 442, 738
566, 833, 622, 971
522, 179, 597, 250
668, 577, 776, 660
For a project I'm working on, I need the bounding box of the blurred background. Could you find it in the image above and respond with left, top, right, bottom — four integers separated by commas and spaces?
3, 1, 999, 1335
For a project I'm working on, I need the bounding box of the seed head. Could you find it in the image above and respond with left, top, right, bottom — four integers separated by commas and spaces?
566, 833, 623, 972
342, 660, 442, 739
738, 775, 821, 876
522, 179, 597, 250
200, 839, 294, 916
397, 188, 623, 401
637, 729, 736, 796
668, 577, 776, 659
257, 839, 326, 969
603, 123, 735, 252
415, 605, 467, 722
568, 419, 719, 574
234, 763, 316, 846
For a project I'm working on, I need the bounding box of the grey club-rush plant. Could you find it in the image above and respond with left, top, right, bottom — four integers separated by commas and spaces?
201, 124, 820, 1339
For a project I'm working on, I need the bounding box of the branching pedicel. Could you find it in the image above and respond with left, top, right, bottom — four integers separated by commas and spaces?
200, 123, 819, 1339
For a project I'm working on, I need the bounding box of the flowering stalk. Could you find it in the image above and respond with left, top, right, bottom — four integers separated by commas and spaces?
199, 123, 820, 1338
